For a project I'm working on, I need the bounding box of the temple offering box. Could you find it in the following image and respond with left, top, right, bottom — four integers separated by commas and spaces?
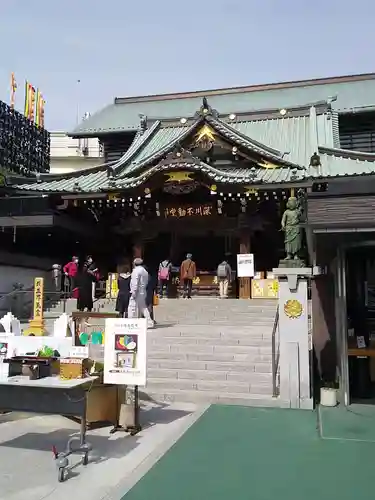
60, 358, 91, 380
251, 271, 279, 299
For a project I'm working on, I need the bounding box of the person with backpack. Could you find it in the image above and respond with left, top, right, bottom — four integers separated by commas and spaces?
158, 258, 172, 298
217, 259, 232, 298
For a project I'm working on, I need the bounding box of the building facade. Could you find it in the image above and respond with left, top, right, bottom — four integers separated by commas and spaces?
49, 132, 102, 174
2, 73, 375, 402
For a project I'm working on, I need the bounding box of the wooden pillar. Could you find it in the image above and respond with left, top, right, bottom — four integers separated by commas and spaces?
132, 233, 143, 259
239, 231, 251, 299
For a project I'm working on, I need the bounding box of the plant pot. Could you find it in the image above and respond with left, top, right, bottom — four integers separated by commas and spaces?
320, 387, 337, 407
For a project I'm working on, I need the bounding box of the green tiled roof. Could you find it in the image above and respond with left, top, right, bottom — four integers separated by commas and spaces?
12, 103, 375, 193
71, 74, 375, 136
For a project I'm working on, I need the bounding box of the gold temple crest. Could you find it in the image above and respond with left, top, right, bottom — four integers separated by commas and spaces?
164, 171, 194, 183
193, 125, 216, 151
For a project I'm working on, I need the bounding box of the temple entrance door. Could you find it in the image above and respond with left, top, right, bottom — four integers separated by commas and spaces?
143, 232, 172, 269
176, 234, 228, 271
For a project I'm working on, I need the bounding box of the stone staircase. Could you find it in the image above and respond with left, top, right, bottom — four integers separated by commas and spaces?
145, 298, 282, 407
38, 296, 283, 407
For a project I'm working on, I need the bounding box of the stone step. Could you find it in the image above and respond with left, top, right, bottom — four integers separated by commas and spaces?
150, 326, 274, 338
148, 351, 272, 363
148, 368, 272, 384
149, 344, 272, 356
149, 336, 271, 347
154, 318, 276, 324
146, 377, 272, 395
141, 389, 287, 407
147, 358, 272, 373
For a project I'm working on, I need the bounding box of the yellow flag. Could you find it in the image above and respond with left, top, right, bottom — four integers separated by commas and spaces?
10, 73, 17, 109
39, 96, 46, 128
29, 86, 36, 122
35, 89, 41, 126
24, 80, 30, 117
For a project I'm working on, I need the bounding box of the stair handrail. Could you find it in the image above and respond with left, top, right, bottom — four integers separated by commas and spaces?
271, 304, 280, 397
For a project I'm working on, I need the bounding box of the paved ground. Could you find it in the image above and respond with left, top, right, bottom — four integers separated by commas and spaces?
0, 402, 206, 500
121, 405, 375, 500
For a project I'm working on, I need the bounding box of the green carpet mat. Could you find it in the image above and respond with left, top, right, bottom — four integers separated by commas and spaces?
319, 404, 375, 441
122, 405, 374, 500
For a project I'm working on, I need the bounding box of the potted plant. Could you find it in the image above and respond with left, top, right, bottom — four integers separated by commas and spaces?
320, 379, 338, 407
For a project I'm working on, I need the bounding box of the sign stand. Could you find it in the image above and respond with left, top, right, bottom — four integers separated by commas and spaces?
104, 318, 147, 437
110, 385, 141, 436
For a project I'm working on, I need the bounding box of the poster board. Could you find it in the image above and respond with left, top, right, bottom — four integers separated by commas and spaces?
237, 253, 255, 278
104, 318, 147, 386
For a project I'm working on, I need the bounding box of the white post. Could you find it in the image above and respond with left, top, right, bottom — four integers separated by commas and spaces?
273, 267, 314, 409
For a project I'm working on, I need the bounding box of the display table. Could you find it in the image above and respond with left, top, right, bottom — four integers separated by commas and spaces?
0, 375, 98, 482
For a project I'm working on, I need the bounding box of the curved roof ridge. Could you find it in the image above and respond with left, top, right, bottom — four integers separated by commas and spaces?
208, 115, 282, 157
318, 145, 375, 162
118, 119, 200, 178
113, 120, 161, 173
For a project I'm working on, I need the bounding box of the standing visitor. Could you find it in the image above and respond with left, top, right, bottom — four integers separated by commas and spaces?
128, 258, 154, 328
217, 259, 232, 298
63, 256, 79, 295
180, 253, 196, 299
86, 255, 99, 301
115, 263, 131, 318
158, 258, 172, 298
76, 258, 96, 312
145, 264, 157, 323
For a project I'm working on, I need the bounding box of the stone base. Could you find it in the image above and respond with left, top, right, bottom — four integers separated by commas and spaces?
23, 318, 45, 336
278, 259, 305, 269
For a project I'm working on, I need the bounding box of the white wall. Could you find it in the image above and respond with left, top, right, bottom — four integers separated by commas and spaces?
0, 252, 54, 294
50, 132, 101, 158
49, 132, 103, 174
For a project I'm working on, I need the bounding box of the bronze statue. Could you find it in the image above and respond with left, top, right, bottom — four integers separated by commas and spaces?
281, 196, 302, 260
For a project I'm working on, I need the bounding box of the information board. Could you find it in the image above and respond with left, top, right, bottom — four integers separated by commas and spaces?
236, 253, 255, 278
104, 318, 147, 386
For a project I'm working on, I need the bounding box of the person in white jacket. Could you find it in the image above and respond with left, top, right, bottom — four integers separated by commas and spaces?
128, 258, 154, 328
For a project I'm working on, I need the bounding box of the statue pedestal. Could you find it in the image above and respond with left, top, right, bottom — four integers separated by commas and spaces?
273, 267, 318, 409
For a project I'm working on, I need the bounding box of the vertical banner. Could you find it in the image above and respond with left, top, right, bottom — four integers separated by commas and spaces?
35, 90, 45, 128
29, 85, 36, 122
40, 96, 45, 128
10, 73, 17, 109
35, 89, 41, 126
24, 80, 30, 117
24, 81, 36, 121
33, 277, 44, 322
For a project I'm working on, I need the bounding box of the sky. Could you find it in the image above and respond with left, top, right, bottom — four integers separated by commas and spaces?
1, 0, 374, 131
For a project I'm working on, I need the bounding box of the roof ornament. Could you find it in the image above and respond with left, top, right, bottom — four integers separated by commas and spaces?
35, 172, 42, 183
309, 152, 321, 168
108, 177, 117, 189
107, 166, 115, 178
195, 97, 219, 120
138, 114, 147, 134
73, 181, 82, 192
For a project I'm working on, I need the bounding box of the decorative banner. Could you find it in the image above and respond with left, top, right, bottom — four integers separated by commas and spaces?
35, 89, 45, 127
24, 81, 36, 121
106, 273, 119, 299
10, 73, 17, 109
164, 204, 212, 218
104, 318, 147, 386
237, 253, 255, 278
29, 85, 36, 122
